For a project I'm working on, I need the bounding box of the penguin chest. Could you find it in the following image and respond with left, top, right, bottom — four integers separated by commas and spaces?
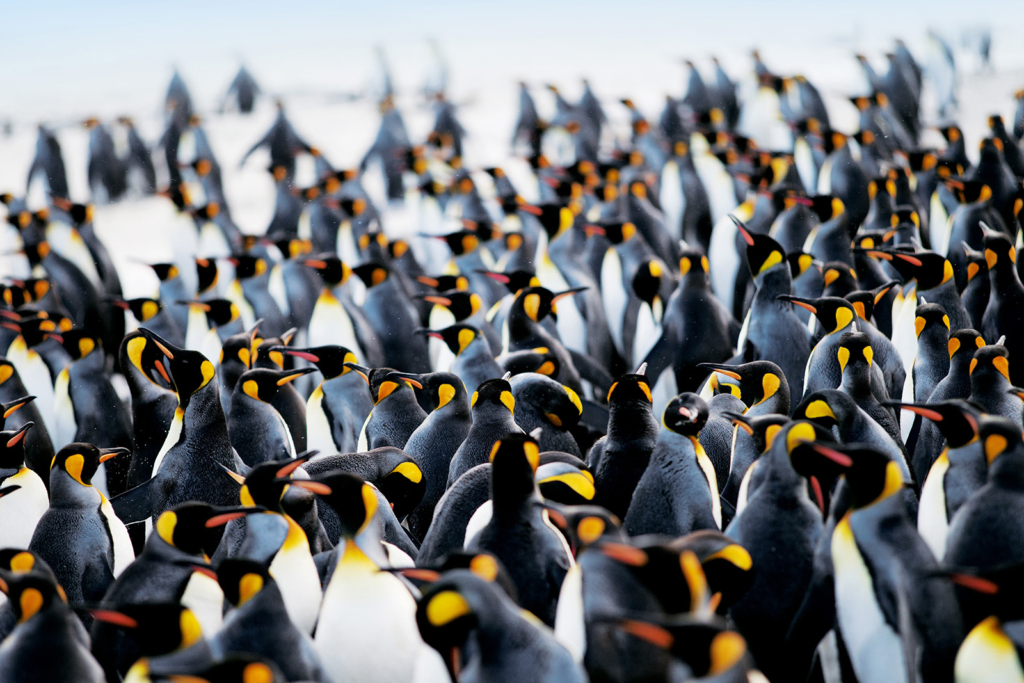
52, 367, 78, 450
100, 493, 136, 577
153, 407, 184, 477
184, 306, 211, 352
832, 516, 907, 683
180, 569, 225, 637
309, 293, 363, 363
316, 548, 422, 682
658, 160, 684, 239
226, 281, 256, 330
917, 452, 951, 560
954, 617, 1024, 683
9, 342, 55, 436
428, 306, 457, 371
45, 224, 102, 287
269, 516, 321, 634
553, 563, 586, 664
600, 249, 627, 355
694, 445, 722, 529
197, 221, 230, 260
0, 469, 48, 548
306, 386, 336, 454
268, 264, 290, 317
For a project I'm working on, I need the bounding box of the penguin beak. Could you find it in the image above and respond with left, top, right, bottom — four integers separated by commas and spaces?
551, 287, 588, 303
98, 447, 131, 463
278, 348, 320, 363
886, 402, 945, 422
730, 216, 755, 245
109, 298, 130, 311
285, 479, 333, 495
87, 609, 138, 628
423, 296, 452, 307
176, 300, 211, 311
808, 443, 854, 467
697, 363, 742, 381
275, 451, 319, 478
776, 295, 817, 314
205, 505, 266, 528
343, 362, 371, 384
389, 372, 424, 389
6, 422, 33, 447
275, 368, 316, 386
415, 328, 445, 341
2, 396, 35, 420
138, 328, 177, 360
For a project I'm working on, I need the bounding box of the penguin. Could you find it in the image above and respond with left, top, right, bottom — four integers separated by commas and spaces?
239, 102, 315, 181
53, 329, 133, 495
402, 371, 473, 541
733, 221, 812, 395
228, 367, 313, 466
110, 331, 246, 526
967, 343, 1023, 423
508, 372, 583, 457
303, 255, 384, 367
0, 422, 47, 548
0, 360, 54, 486
4, 317, 60, 440
624, 392, 720, 536
231, 254, 290, 339
146, 655, 286, 683
589, 366, 659, 520
641, 250, 738, 396
351, 365, 427, 452
880, 248, 972, 333
215, 457, 324, 636
417, 463, 494, 565
147, 262, 192, 337
89, 502, 258, 679
211, 558, 326, 681
781, 295, 858, 398
945, 563, 1024, 683
447, 375, 522, 487
502, 286, 590, 394
724, 421, 841, 682
29, 443, 134, 606
722, 411, 789, 515
417, 570, 586, 683
910, 302, 951, 404
895, 400, 984, 560
824, 440, 965, 683
298, 471, 437, 683
0, 567, 105, 683
836, 331, 902, 445
979, 225, 1024, 386
224, 65, 261, 113
276, 345, 371, 456
960, 243, 990, 330
113, 297, 185, 348
419, 324, 502, 396
26, 126, 69, 200
913, 329, 987, 485
351, 262, 431, 373
218, 323, 259, 415
816, 130, 870, 227
466, 433, 572, 627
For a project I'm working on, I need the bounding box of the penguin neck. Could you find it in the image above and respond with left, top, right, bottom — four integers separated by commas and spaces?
969, 371, 1010, 405
839, 365, 872, 401
607, 401, 658, 442
754, 266, 793, 301
988, 262, 1023, 294
989, 451, 1024, 490
49, 472, 101, 507
181, 383, 231, 445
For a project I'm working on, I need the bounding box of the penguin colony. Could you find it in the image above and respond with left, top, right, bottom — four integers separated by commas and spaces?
0, 32, 1021, 683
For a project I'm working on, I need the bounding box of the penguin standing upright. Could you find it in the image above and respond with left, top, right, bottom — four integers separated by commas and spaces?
303, 255, 384, 367
589, 367, 659, 520
0, 422, 48, 548
624, 393, 720, 536
0, 360, 54, 485
420, 324, 502, 396
979, 225, 1024, 386
402, 371, 472, 541
29, 443, 134, 606
228, 367, 313, 466
447, 375, 522, 486
352, 366, 427, 452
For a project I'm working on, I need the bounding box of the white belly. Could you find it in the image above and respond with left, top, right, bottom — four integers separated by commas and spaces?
269, 517, 322, 634
463, 500, 492, 548
954, 617, 1024, 683
180, 570, 224, 636
554, 563, 586, 664
0, 468, 48, 548
184, 306, 210, 352
8, 344, 57, 439
917, 452, 950, 560
100, 493, 136, 576
601, 249, 627, 356
52, 367, 78, 450
309, 293, 364, 364
306, 386, 337, 454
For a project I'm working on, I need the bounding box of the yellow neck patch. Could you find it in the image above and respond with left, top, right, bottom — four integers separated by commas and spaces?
426, 590, 471, 626
18, 588, 43, 623
436, 383, 456, 410
238, 573, 263, 606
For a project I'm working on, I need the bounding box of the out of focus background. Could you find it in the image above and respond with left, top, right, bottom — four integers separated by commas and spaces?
2, 0, 1022, 295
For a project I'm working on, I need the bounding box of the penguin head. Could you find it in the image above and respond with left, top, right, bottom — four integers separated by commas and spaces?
786, 251, 818, 281
0, 568, 65, 624
141, 329, 217, 406
607, 364, 654, 408
820, 263, 859, 295
669, 531, 755, 615
417, 324, 483, 356
783, 422, 849, 515
148, 655, 284, 683
416, 274, 471, 293
679, 250, 711, 282
837, 332, 874, 375
154, 501, 257, 557
489, 433, 541, 504
887, 400, 981, 450
0, 550, 52, 580
943, 179, 991, 205
120, 332, 174, 389
302, 254, 351, 287
274, 345, 357, 380
948, 329, 986, 365
49, 197, 94, 227
914, 302, 950, 339
365, 370, 421, 405
595, 540, 712, 614
433, 230, 481, 256
400, 371, 467, 413
611, 614, 750, 677
979, 136, 1004, 164
296, 472, 377, 539
0, 394, 34, 430
778, 295, 856, 335
221, 325, 259, 373
734, 219, 786, 279
962, 243, 989, 284
231, 453, 316, 512
793, 390, 857, 433
536, 202, 577, 240
217, 558, 273, 607
632, 260, 666, 321
726, 412, 789, 454
970, 344, 1012, 387
111, 297, 164, 324
59, 329, 102, 362
979, 416, 1024, 467
810, 194, 845, 223
588, 220, 637, 245
416, 571, 501, 678
182, 298, 240, 329
536, 459, 594, 505
90, 602, 204, 657
698, 361, 788, 411
0, 421, 32, 470
422, 290, 484, 322
470, 376, 516, 416
51, 443, 129, 487
251, 330, 297, 370
544, 504, 623, 556
402, 551, 518, 601
981, 223, 1016, 273
661, 393, 708, 436
230, 254, 269, 281
148, 262, 181, 283
509, 372, 581, 429
823, 442, 903, 509
195, 257, 219, 293
886, 250, 954, 290
476, 270, 539, 296
10, 316, 62, 348
498, 348, 561, 378
941, 563, 1024, 627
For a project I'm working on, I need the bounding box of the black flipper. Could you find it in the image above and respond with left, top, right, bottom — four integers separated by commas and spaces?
109, 477, 163, 525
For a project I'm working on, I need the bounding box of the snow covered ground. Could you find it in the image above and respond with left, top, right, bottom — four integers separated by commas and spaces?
1, 0, 1023, 297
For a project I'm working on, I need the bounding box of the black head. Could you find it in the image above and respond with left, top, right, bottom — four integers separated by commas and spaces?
188, 299, 240, 328
351, 262, 391, 289
489, 433, 541, 502
119, 332, 174, 389
510, 373, 582, 429
434, 230, 481, 256
90, 602, 203, 657
423, 290, 484, 321
476, 269, 539, 296
235, 367, 313, 403
499, 348, 560, 378
275, 345, 357, 380
588, 220, 638, 245
734, 218, 786, 277
979, 415, 1024, 466
698, 361, 788, 410
154, 501, 257, 557
726, 412, 789, 454
471, 377, 515, 415
787, 251, 817, 280
417, 324, 483, 356
595, 540, 712, 614
949, 329, 986, 364
217, 558, 272, 607
141, 329, 217, 405
669, 531, 755, 615
409, 371, 468, 413
607, 367, 653, 407
887, 250, 954, 290
632, 260, 665, 310
915, 303, 950, 339
982, 224, 1017, 273
662, 393, 708, 435
970, 344, 1012, 386
0, 395, 34, 430
51, 442, 129, 488
887, 400, 981, 450
115, 297, 163, 323
302, 254, 351, 287
778, 295, 856, 334
230, 255, 269, 281
0, 422, 32, 470
793, 390, 857, 431
963, 243, 988, 285
195, 257, 219, 293
545, 505, 623, 555
820, 262, 859, 295
679, 249, 711, 280
825, 442, 905, 509
416, 274, 471, 293
298, 471, 378, 539
0, 569, 64, 625
612, 614, 748, 677
837, 332, 874, 374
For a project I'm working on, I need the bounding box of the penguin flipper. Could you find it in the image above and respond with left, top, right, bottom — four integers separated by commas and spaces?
109, 477, 163, 525
566, 349, 614, 392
